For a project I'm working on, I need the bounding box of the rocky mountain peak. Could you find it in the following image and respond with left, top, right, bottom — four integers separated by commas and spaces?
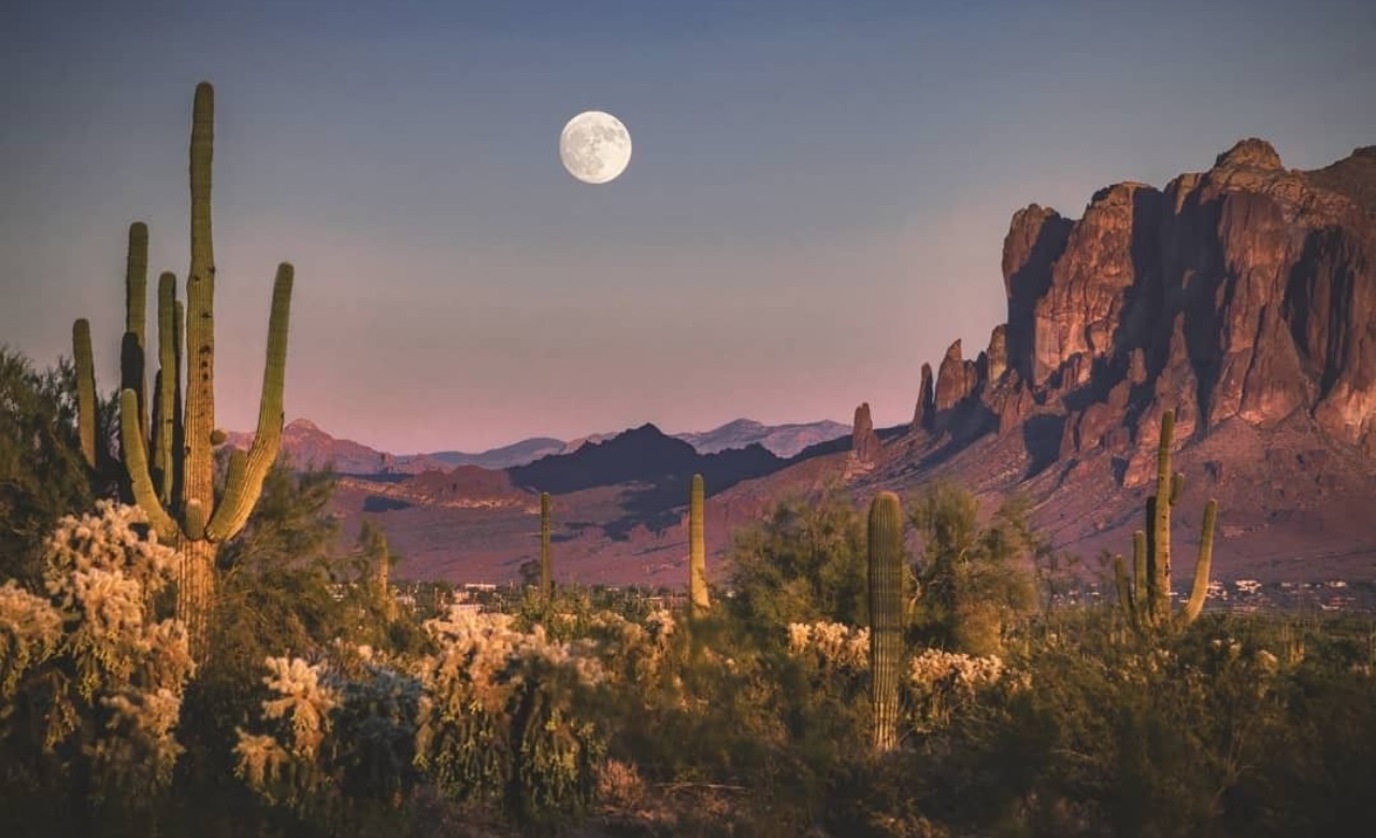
1213, 137, 1284, 171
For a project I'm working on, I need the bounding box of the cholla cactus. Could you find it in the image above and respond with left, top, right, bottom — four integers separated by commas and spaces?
787, 621, 872, 672
260, 657, 339, 760
415, 607, 606, 821
0, 502, 194, 806
234, 654, 422, 812
906, 648, 1014, 732
0, 581, 62, 700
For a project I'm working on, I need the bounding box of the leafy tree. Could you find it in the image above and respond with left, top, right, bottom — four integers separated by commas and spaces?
727, 492, 869, 638
0, 348, 118, 585
908, 482, 1038, 655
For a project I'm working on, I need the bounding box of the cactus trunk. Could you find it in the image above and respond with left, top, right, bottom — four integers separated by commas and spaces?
688, 474, 709, 614
73, 320, 97, 469
182, 82, 216, 541
1151, 410, 1175, 620
539, 492, 552, 600
122, 222, 149, 441
867, 491, 904, 754
152, 273, 177, 504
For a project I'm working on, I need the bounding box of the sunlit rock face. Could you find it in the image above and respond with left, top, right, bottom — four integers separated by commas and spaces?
944, 138, 1376, 475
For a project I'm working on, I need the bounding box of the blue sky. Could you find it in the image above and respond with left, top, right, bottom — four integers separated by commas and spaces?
2, 0, 1373, 452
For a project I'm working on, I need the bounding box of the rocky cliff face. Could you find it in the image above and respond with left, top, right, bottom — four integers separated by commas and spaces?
920, 139, 1376, 483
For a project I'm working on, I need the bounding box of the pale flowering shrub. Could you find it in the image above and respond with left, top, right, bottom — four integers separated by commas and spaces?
0, 580, 62, 700
0, 502, 194, 804
786, 621, 871, 672
582, 608, 677, 685
906, 648, 1013, 732
415, 606, 606, 823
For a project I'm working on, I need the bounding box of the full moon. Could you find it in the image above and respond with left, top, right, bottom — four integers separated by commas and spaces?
559, 111, 632, 184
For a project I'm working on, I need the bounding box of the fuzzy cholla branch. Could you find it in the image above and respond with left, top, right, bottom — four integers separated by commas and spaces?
0, 581, 62, 701
88, 687, 186, 801
787, 621, 872, 671
260, 656, 339, 760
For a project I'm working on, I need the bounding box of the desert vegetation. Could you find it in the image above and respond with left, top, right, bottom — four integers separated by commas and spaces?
5, 82, 1376, 837
5, 406, 1376, 836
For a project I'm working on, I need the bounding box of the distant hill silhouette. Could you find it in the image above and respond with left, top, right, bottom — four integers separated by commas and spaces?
674, 418, 850, 457
401, 437, 566, 470
508, 423, 785, 498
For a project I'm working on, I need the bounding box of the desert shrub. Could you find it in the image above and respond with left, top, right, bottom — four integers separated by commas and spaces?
0, 502, 195, 835
0, 349, 117, 586
414, 606, 607, 829
230, 649, 423, 837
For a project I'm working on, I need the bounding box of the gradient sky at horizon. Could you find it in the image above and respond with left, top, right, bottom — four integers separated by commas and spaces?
3, 0, 1374, 453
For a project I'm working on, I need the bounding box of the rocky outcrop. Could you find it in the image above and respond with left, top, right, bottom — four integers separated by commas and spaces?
934, 340, 980, 413
986, 325, 1008, 383
1003, 205, 1073, 384
852, 402, 881, 463
917, 137, 1376, 480
911, 363, 935, 434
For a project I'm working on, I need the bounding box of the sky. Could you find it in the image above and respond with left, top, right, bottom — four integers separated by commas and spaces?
2, 0, 1374, 454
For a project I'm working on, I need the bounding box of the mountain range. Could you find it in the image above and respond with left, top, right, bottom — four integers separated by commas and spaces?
237, 139, 1376, 588
230, 417, 851, 475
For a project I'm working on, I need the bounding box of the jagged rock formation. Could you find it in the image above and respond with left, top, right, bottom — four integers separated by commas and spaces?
911, 363, 935, 434
851, 402, 882, 464
912, 138, 1376, 485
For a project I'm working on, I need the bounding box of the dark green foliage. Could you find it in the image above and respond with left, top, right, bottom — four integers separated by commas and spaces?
0, 348, 118, 585
908, 482, 1038, 655
727, 491, 868, 637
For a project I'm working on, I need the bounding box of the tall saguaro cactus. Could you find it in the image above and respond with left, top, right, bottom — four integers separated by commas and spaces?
539, 492, 553, 600
1113, 410, 1219, 629
72, 82, 294, 661
867, 491, 904, 753
688, 473, 710, 615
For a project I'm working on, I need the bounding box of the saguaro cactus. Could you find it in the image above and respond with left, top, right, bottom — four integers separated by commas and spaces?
1113, 410, 1218, 629
539, 491, 553, 600
688, 473, 710, 614
867, 491, 904, 753
72, 82, 294, 661
359, 519, 396, 620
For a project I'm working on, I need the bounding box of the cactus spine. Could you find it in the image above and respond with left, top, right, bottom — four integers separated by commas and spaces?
72, 82, 293, 661
539, 491, 552, 600
688, 473, 710, 614
867, 491, 904, 753
1114, 410, 1219, 629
